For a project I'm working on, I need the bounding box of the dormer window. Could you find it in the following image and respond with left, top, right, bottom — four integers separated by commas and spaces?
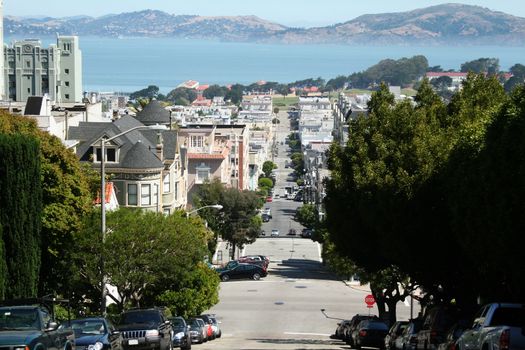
94, 147, 117, 162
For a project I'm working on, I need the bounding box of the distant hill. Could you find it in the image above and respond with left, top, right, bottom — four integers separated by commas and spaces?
4, 4, 525, 45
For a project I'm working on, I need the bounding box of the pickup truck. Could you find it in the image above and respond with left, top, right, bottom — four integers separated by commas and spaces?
0, 301, 75, 350
456, 303, 525, 350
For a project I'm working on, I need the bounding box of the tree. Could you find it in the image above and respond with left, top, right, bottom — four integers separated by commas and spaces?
166, 87, 197, 105
0, 111, 95, 298
130, 85, 160, 100
460, 58, 500, 74
203, 85, 228, 100
194, 180, 262, 259
258, 177, 273, 190
0, 133, 42, 298
74, 208, 215, 312
262, 161, 277, 178
295, 204, 317, 229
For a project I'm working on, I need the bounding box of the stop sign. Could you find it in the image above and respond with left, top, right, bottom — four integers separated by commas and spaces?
365, 294, 376, 307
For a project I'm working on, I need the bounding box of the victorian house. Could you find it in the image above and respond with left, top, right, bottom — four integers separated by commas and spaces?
68, 101, 187, 214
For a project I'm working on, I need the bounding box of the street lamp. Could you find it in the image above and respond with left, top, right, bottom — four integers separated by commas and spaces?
186, 204, 223, 219
100, 124, 167, 315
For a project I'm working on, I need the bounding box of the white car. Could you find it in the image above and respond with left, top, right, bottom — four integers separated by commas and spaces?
271, 229, 279, 236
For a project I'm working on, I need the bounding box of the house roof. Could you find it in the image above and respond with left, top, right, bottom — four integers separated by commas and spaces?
135, 100, 171, 125
120, 141, 163, 169
68, 115, 170, 170
426, 72, 468, 78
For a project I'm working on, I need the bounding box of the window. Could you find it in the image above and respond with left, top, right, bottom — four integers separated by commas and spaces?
163, 173, 170, 193
94, 147, 116, 162
174, 181, 179, 200
65, 94, 70, 99
128, 184, 137, 205
65, 81, 70, 87
196, 163, 210, 184
141, 184, 151, 206
163, 208, 171, 216
65, 69, 69, 74
190, 135, 204, 148
152, 184, 158, 208
26, 61, 31, 68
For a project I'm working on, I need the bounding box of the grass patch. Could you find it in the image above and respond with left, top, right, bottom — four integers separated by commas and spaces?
272, 96, 300, 108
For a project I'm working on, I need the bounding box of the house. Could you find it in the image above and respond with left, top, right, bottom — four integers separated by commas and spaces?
68, 115, 187, 214
135, 99, 172, 127
178, 126, 234, 206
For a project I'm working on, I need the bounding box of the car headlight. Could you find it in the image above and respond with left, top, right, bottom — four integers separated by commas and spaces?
145, 330, 159, 337
88, 342, 104, 350
14, 346, 29, 350
174, 332, 185, 339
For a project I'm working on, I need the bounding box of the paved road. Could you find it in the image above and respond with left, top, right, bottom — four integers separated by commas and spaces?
201, 108, 418, 349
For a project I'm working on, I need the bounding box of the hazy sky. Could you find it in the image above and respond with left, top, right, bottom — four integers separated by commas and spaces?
4, 1, 525, 27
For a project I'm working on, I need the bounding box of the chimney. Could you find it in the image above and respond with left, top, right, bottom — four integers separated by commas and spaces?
156, 132, 163, 161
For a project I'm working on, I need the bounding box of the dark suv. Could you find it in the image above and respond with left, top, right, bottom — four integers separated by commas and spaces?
118, 308, 173, 350
344, 313, 381, 346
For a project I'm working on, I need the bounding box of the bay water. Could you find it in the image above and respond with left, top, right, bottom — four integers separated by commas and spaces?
6, 35, 525, 93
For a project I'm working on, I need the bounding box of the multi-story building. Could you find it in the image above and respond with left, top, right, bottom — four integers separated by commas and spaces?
68, 115, 188, 214
297, 97, 334, 148
3, 36, 82, 103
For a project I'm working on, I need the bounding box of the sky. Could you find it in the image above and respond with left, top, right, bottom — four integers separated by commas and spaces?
4, 1, 525, 27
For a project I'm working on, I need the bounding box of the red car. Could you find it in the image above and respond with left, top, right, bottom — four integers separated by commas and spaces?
266, 196, 273, 202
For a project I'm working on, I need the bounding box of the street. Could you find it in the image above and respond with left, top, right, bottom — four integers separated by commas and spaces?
202, 108, 417, 349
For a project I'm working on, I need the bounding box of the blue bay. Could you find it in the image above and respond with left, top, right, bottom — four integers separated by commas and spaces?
5, 35, 525, 93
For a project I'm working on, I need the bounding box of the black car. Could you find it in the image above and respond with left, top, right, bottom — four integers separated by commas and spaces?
344, 314, 381, 346
118, 308, 173, 350
351, 319, 389, 350
169, 317, 191, 350
187, 318, 206, 344
218, 263, 268, 281
68, 317, 122, 350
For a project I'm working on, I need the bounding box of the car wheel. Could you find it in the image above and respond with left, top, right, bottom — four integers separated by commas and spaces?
252, 273, 261, 280
221, 274, 230, 282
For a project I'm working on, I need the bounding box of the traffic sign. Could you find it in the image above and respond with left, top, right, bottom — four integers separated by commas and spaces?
365, 294, 376, 307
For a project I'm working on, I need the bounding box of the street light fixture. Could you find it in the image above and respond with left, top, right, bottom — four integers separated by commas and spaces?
100, 124, 167, 315
186, 204, 223, 219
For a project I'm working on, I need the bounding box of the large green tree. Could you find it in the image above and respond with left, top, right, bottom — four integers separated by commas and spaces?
74, 208, 216, 313
194, 180, 262, 259
0, 111, 95, 297
0, 133, 42, 298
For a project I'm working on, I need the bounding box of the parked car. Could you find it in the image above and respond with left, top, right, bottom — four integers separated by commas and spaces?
351, 319, 389, 349
288, 228, 297, 235
199, 314, 221, 339
395, 318, 423, 350
169, 316, 191, 350
0, 299, 75, 350
344, 314, 381, 346
271, 229, 280, 236
332, 319, 352, 340
187, 318, 206, 344
67, 317, 122, 350
238, 255, 269, 268
416, 305, 460, 350
266, 196, 273, 202
218, 262, 268, 281
301, 228, 312, 238
117, 308, 173, 350
385, 321, 409, 350
456, 303, 525, 350
437, 320, 470, 350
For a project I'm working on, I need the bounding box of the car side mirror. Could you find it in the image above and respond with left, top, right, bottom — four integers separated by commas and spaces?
46, 321, 59, 331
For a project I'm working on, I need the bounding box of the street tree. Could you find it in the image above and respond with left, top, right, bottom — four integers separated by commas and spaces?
74, 208, 214, 312
262, 161, 277, 177
194, 180, 262, 259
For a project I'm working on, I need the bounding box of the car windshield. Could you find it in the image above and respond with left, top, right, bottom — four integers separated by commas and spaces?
71, 320, 106, 335
121, 311, 161, 325
170, 318, 185, 327
0, 308, 40, 330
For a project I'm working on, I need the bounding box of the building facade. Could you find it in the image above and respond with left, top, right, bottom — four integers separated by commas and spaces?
3, 36, 82, 103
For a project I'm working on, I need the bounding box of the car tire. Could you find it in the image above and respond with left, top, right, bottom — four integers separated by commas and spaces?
221, 274, 230, 282
252, 273, 261, 280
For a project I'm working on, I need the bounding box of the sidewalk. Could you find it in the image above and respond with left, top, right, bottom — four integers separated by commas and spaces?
343, 279, 372, 293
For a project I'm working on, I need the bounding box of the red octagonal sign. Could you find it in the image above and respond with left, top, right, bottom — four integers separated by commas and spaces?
365, 294, 376, 307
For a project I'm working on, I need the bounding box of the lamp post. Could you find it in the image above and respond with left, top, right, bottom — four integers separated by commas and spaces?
186, 204, 223, 219
100, 124, 167, 315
